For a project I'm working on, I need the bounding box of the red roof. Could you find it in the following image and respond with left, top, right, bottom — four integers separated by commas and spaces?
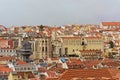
49, 67, 66, 74
46, 71, 58, 78
102, 22, 120, 26
80, 49, 101, 53
66, 58, 83, 67
46, 78, 58, 80
17, 71, 35, 79
61, 36, 81, 39
0, 67, 12, 72
0, 56, 16, 61
16, 60, 27, 65
58, 68, 118, 80
38, 67, 46, 72
0, 39, 14, 49
102, 58, 113, 63
102, 62, 120, 67
83, 60, 101, 68
28, 78, 40, 80
8, 40, 13, 48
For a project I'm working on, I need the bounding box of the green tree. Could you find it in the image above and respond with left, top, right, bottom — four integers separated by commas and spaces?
109, 40, 114, 48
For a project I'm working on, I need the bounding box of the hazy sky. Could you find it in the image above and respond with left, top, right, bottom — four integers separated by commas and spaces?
0, 0, 120, 27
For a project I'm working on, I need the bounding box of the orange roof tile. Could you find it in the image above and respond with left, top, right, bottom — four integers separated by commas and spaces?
17, 71, 35, 79
49, 67, 66, 74
0, 56, 16, 61
102, 22, 120, 26
46, 78, 58, 80
85, 36, 102, 39
16, 60, 27, 65
58, 68, 117, 80
0, 67, 12, 72
102, 58, 113, 63
46, 71, 58, 78
102, 62, 120, 67
38, 67, 46, 72
61, 36, 81, 39
28, 78, 40, 80
83, 60, 101, 68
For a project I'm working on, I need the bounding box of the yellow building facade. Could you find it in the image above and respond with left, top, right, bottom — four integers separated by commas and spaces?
8, 72, 19, 80
60, 36, 104, 55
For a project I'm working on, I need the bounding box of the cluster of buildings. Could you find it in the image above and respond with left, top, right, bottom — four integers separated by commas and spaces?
0, 22, 120, 80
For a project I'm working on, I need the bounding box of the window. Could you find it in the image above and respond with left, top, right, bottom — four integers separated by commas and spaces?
42, 47, 44, 52
24, 68, 26, 70
45, 47, 47, 52
73, 49, 74, 52
42, 40, 44, 44
28, 67, 30, 70
45, 40, 47, 44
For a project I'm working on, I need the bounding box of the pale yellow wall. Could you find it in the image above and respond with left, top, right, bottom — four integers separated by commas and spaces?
62, 37, 104, 55
8, 73, 13, 80
86, 39, 104, 50
62, 38, 82, 54
0, 61, 7, 64
63, 45, 82, 54
8, 72, 19, 80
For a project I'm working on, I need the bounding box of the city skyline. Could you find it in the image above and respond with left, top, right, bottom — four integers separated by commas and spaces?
0, 0, 120, 27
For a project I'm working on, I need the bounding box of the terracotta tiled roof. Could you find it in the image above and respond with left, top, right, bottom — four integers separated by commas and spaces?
102, 22, 120, 26
0, 66, 12, 72
0, 39, 8, 48
46, 71, 58, 78
83, 60, 101, 68
49, 67, 66, 74
51, 58, 58, 60
8, 40, 13, 48
0, 39, 13, 49
0, 56, 16, 61
0, 64, 7, 67
38, 67, 46, 72
61, 36, 102, 40
16, 60, 27, 65
102, 29, 120, 32
80, 49, 101, 53
102, 62, 120, 67
58, 68, 117, 80
80, 49, 102, 56
17, 71, 35, 79
102, 58, 113, 63
85, 36, 102, 39
61, 36, 81, 39
46, 78, 58, 80
28, 78, 40, 80
0, 37, 4, 40
66, 60, 83, 66
69, 58, 81, 62
108, 68, 118, 79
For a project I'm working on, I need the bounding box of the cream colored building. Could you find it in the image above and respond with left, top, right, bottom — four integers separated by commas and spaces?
60, 36, 104, 56
32, 37, 51, 59
8, 72, 19, 80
